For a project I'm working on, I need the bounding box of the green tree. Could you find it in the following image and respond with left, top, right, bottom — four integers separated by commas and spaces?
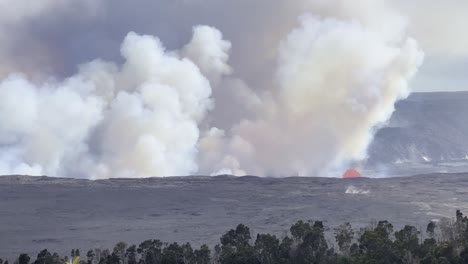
105, 253, 120, 264
294, 221, 329, 264
112, 242, 127, 264
254, 234, 282, 264
437, 256, 451, 264
18, 254, 31, 264
278, 236, 293, 262
161, 243, 184, 264
86, 250, 95, 264
358, 221, 398, 263
219, 224, 258, 264
427, 221, 436, 239
181, 243, 194, 263
460, 247, 468, 264
334, 223, 354, 255
125, 246, 137, 264
394, 225, 420, 263
193, 245, 210, 264
137, 240, 163, 264
434, 242, 457, 263
99, 250, 110, 264
419, 237, 437, 262
34, 250, 63, 264
221, 224, 252, 248
213, 245, 221, 264
290, 220, 313, 242
456, 210, 468, 246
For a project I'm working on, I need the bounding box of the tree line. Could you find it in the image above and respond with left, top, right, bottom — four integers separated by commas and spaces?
2, 210, 468, 264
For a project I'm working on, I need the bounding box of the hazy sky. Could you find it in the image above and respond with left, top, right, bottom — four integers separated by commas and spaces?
0, 0, 466, 92
395, 0, 468, 92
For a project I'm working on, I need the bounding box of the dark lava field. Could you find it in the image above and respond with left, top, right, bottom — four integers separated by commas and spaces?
1, 174, 468, 259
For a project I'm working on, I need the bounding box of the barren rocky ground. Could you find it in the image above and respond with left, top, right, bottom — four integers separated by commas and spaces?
1, 174, 468, 259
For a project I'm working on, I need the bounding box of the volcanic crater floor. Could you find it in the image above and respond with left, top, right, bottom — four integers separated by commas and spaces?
1, 173, 468, 259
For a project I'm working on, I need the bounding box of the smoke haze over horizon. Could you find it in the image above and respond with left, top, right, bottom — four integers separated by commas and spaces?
2, 0, 466, 178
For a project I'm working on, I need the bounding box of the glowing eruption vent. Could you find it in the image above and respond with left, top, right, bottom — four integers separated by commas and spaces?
342, 169, 362, 179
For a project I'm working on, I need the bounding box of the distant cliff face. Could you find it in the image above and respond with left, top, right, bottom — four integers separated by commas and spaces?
367, 92, 468, 172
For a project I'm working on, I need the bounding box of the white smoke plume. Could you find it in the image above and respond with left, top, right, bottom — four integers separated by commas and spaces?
200, 9, 424, 176
0, 26, 230, 178
0, 0, 425, 178
182, 26, 232, 84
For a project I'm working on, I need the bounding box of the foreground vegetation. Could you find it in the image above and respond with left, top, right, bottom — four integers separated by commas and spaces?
2, 211, 468, 264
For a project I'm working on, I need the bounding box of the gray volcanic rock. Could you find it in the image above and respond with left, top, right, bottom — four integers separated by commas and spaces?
1, 174, 468, 259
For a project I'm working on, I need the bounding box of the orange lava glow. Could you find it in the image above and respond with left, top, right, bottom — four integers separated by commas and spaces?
342, 168, 361, 178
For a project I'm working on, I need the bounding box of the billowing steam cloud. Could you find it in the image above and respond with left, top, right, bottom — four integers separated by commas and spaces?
0, 0, 424, 178
199, 13, 423, 176
0, 26, 230, 178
